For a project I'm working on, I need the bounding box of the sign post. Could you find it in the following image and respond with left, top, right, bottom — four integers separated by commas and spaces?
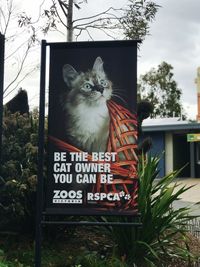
0, 33, 5, 164
35, 40, 141, 266
35, 40, 46, 267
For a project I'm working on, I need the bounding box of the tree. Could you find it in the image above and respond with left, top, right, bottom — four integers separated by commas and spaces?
1, 0, 159, 103
2, 0, 159, 99
138, 62, 185, 118
122, 0, 159, 40
19, 0, 159, 42
0, 0, 39, 100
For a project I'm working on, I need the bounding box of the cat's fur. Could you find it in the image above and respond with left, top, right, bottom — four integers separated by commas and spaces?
62, 57, 112, 153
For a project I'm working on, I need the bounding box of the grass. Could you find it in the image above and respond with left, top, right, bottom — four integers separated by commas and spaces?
0, 234, 75, 267
0, 225, 114, 267
0, 225, 200, 267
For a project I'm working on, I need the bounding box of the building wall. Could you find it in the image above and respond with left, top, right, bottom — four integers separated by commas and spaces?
142, 131, 165, 177
143, 131, 189, 177
143, 122, 200, 178
165, 133, 173, 175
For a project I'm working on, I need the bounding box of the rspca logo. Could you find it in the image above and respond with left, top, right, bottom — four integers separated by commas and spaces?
53, 190, 83, 204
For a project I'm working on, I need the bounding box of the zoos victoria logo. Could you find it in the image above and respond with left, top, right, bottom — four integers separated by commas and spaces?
53, 190, 83, 204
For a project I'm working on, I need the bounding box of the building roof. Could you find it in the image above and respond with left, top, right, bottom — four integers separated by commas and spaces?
142, 117, 200, 132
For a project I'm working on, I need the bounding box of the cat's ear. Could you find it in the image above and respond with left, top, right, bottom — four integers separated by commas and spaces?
93, 57, 104, 74
63, 64, 78, 87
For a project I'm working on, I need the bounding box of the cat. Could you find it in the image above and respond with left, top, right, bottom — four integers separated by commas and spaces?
62, 57, 112, 153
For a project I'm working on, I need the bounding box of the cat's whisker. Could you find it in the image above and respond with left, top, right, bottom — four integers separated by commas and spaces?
111, 93, 128, 106
112, 89, 127, 96
113, 93, 127, 98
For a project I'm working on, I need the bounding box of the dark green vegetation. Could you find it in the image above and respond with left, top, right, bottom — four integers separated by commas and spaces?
0, 110, 39, 234
138, 62, 185, 119
0, 111, 200, 266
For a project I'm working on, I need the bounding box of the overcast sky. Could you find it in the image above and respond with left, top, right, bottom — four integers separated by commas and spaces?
6, 0, 200, 119
138, 0, 200, 120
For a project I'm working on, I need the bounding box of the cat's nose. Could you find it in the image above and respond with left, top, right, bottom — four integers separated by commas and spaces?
95, 85, 104, 94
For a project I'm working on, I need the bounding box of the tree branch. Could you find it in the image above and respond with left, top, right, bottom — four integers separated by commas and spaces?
57, 0, 68, 19
5, 39, 29, 60
0, 7, 7, 31
4, 65, 39, 99
76, 23, 121, 30
93, 27, 117, 39
0, 0, 13, 35
30, 0, 46, 24
53, 0, 68, 28
75, 28, 83, 40
4, 42, 32, 94
85, 28, 94, 40
74, 16, 123, 28
73, 7, 123, 23
75, 25, 119, 40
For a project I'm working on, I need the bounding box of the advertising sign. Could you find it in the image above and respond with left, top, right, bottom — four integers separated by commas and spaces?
46, 41, 138, 215
187, 133, 200, 142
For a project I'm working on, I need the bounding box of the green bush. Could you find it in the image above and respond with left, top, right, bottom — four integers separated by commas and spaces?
99, 155, 198, 266
75, 253, 128, 267
0, 109, 77, 238
0, 262, 8, 267
0, 110, 39, 233
0, 249, 11, 267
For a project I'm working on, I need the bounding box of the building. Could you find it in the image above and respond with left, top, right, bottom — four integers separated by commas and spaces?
142, 118, 200, 178
141, 67, 200, 178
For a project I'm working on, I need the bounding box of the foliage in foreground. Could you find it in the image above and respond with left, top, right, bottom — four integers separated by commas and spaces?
0, 249, 11, 267
0, 229, 126, 267
100, 155, 198, 266
0, 110, 39, 233
75, 253, 128, 267
0, 110, 199, 266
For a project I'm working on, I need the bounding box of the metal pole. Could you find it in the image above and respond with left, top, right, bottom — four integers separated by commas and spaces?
190, 142, 195, 178
0, 33, 5, 168
67, 0, 73, 42
35, 40, 47, 267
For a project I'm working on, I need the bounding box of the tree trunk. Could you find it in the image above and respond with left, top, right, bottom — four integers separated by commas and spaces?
67, 0, 73, 42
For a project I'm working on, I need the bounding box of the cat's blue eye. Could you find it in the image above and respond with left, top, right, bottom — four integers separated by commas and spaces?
83, 83, 92, 91
100, 80, 108, 87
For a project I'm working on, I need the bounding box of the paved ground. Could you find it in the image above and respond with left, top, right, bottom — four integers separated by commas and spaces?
171, 178, 200, 216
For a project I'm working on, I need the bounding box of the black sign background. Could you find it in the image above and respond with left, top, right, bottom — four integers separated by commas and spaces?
46, 41, 138, 215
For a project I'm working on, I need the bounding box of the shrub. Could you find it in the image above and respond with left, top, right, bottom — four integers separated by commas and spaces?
0, 110, 39, 233
0, 249, 11, 267
0, 109, 77, 238
75, 253, 128, 267
99, 155, 198, 266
